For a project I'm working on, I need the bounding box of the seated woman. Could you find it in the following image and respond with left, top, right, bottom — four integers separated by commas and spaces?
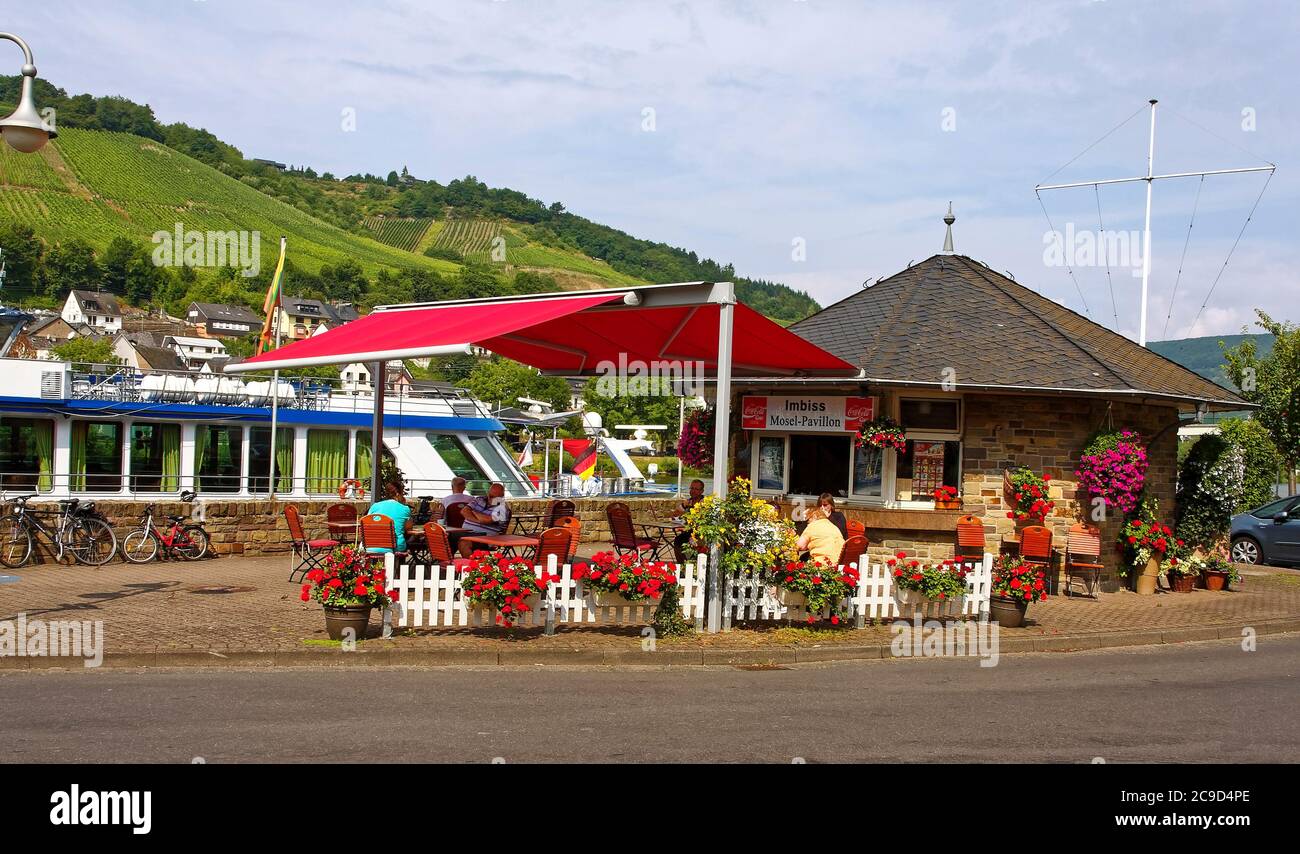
365, 481, 413, 555
796, 507, 845, 567
818, 492, 848, 539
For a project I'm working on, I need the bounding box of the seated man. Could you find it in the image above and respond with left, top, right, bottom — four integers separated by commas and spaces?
457, 482, 512, 557
673, 478, 706, 562
365, 481, 413, 555
439, 476, 476, 521
795, 507, 845, 567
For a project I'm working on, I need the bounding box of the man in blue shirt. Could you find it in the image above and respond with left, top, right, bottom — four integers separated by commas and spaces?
365, 481, 413, 554
457, 482, 512, 557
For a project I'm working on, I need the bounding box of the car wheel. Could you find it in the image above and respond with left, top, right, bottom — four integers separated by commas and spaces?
1231, 536, 1263, 565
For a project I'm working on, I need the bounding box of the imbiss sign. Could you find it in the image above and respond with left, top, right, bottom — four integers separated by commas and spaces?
741, 395, 876, 432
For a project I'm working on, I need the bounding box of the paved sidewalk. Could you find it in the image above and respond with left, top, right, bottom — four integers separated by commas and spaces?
1, 553, 1298, 667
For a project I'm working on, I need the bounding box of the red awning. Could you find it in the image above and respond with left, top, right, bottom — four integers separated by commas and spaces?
226, 284, 856, 377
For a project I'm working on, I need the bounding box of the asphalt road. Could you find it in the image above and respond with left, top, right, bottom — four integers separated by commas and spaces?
2, 636, 1297, 763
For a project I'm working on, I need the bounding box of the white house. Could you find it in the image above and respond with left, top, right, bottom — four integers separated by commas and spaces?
164, 335, 228, 371
340, 360, 412, 395
61, 290, 123, 334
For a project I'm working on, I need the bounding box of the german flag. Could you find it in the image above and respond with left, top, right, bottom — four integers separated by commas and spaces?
562, 438, 597, 480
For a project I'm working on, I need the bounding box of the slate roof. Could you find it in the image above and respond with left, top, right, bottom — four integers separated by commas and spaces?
132, 345, 187, 373
189, 302, 261, 325
788, 254, 1246, 408
70, 290, 122, 317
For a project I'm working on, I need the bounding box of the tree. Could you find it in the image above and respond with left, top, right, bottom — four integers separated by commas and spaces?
581, 376, 682, 448
464, 358, 570, 411
51, 336, 120, 365
99, 236, 138, 295
319, 258, 368, 302
0, 222, 45, 297
1223, 311, 1300, 494
386, 170, 400, 187
1217, 418, 1284, 512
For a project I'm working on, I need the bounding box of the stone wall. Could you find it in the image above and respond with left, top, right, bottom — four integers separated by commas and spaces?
13, 496, 685, 559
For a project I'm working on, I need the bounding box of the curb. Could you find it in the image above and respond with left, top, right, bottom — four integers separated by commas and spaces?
2, 620, 1298, 671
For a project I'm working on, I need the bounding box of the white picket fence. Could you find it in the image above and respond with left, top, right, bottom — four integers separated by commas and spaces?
384, 553, 707, 630
384, 553, 993, 632
722, 554, 992, 629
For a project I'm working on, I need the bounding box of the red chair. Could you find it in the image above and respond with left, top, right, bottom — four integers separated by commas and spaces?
606, 501, 659, 559
444, 502, 466, 529
553, 515, 581, 560
1019, 525, 1055, 593
532, 527, 573, 568
284, 505, 338, 582
326, 503, 358, 544
835, 534, 868, 569
546, 499, 577, 528
360, 513, 407, 564
845, 519, 866, 539
1064, 522, 1104, 597
956, 514, 986, 558
422, 522, 455, 564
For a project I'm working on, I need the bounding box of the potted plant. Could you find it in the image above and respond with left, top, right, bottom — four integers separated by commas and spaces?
1199, 551, 1238, 591
457, 550, 555, 628
1163, 537, 1195, 592
854, 416, 908, 453
1117, 499, 1171, 595
988, 554, 1047, 628
1004, 468, 1056, 523
677, 406, 714, 469
299, 545, 397, 640
888, 551, 967, 609
932, 485, 961, 511
1075, 429, 1148, 516
769, 558, 860, 625
575, 551, 677, 607
683, 477, 798, 578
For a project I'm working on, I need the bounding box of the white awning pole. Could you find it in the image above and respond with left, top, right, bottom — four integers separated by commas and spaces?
707, 292, 736, 634
370, 361, 385, 500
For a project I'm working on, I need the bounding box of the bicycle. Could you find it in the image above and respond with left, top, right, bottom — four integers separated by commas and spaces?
0, 495, 118, 568
119, 492, 210, 563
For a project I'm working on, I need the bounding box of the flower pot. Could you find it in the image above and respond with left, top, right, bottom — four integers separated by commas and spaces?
591, 589, 649, 608
1167, 571, 1196, 593
323, 604, 372, 641
988, 595, 1029, 628
894, 587, 927, 607
1203, 570, 1227, 591
934, 499, 961, 511
1132, 557, 1160, 595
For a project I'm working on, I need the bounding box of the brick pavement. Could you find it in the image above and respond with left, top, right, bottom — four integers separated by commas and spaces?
1, 549, 1297, 663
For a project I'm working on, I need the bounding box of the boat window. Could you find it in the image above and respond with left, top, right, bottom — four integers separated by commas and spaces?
427, 434, 489, 492
130, 423, 181, 493
195, 425, 243, 494
0, 417, 54, 493
249, 427, 294, 494
466, 435, 530, 496
72, 421, 122, 493
304, 429, 347, 494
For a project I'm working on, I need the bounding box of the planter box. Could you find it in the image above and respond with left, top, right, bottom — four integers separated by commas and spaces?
587, 589, 653, 608
934, 499, 962, 511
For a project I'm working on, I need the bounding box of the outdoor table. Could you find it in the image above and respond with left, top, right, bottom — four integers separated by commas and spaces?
327, 521, 359, 544
458, 533, 540, 558
638, 519, 684, 561
510, 513, 549, 535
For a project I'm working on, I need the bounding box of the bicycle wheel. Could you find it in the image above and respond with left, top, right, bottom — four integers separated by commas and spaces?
67, 517, 118, 566
0, 515, 33, 568
120, 529, 160, 564
174, 525, 210, 561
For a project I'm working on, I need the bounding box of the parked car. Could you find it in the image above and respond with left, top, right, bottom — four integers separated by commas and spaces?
1230, 496, 1300, 566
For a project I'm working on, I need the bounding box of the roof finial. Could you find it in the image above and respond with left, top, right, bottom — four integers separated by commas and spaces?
942, 201, 956, 253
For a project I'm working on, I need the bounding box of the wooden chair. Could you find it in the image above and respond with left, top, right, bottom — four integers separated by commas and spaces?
546, 499, 577, 528
422, 522, 455, 564
835, 534, 869, 569
284, 505, 339, 582
606, 501, 659, 559
845, 519, 866, 539
360, 513, 407, 563
444, 502, 466, 529
955, 514, 986, 558
1064, 522, 1104, 597
1019, 525, 1055, 594
553, 515, 581, 560
325, 503, 358, 544
532, 526, 573, 567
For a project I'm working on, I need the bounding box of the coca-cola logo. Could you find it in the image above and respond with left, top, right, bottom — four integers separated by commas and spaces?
743, 400, 766, 419
845, 399, 873, 420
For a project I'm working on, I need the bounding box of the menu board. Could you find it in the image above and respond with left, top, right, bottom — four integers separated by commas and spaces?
911, 441, 946, 497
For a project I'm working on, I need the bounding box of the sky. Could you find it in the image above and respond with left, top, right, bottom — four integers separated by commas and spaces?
11, 0, 1299, 341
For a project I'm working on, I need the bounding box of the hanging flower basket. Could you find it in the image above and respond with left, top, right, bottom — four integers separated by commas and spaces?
1004, 468, 1056, 523
1076, 430, 1148, 516
854, 417, 908, 453
677, 406, 715, 469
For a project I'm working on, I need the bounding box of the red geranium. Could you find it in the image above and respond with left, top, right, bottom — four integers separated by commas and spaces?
457, 550, 556, 627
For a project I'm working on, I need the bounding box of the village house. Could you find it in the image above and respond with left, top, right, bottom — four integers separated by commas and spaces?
339, 360, 412, 395
112, 334, 187, 372
61, 290, 123, 334
186, 302, 261, 338
163, 335, 228, 371
730, 250, 1246, 591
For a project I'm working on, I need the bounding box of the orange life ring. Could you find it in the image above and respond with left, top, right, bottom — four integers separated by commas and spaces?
338, 479, 367, 499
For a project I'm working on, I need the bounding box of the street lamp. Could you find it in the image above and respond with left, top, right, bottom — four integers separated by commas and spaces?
0, 32, 57, 153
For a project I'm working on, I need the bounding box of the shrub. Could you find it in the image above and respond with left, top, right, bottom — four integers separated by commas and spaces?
1217, 418, 1283, 513
1175, 435, 1245, 549
888, 551, 967, 600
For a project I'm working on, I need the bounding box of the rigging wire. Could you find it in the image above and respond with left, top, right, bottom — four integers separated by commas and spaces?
1039, 103, 1149, 185
1164, 106, 1276, 169
1161, 174, 1204, 340
1094, 183, 1119, 329
1036, 190, 1091, 318
1187, 168, 1275, 335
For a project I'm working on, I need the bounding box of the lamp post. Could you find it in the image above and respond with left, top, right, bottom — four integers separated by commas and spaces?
0, 32, 57, 153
